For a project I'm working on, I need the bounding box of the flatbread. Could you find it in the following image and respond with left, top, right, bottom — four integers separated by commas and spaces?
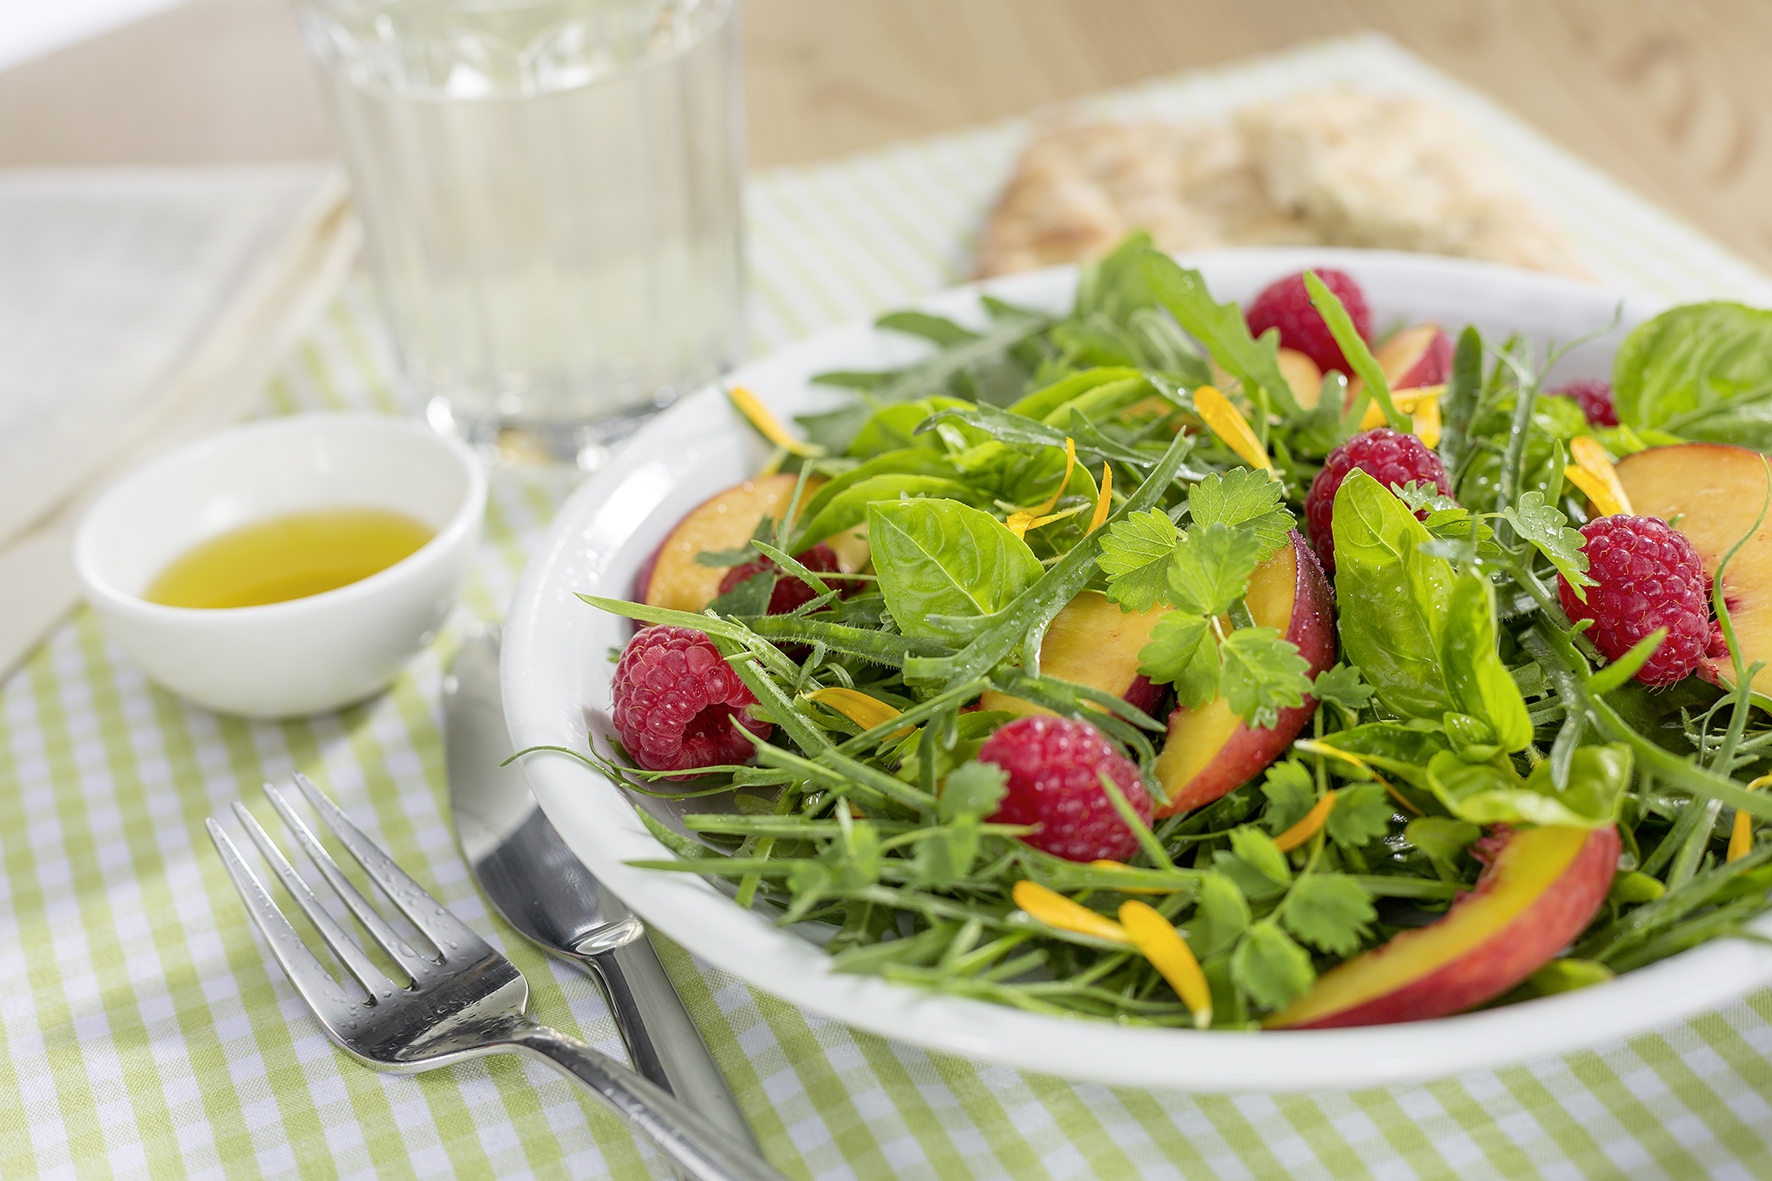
975, 87, 1587, 279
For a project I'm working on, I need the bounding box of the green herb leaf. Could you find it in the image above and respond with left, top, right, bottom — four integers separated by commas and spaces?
1168, 522, 1263, 617
1441, 569, 1534, 753
870, 499, 1045, 645
1311, 663, 1375, 715
1503, 490, 1593, 599
1098, 508, 1179, 612
1305, 270, 1406, 432
1612, 301, 1772, 447
1406, 816, 1481, 871
1260, 760, 1317, 835
940, 760, 1009, 822
1229, 825, 1291, 885
1187, 469, 1294, 560
1280, 875, 1376, 957
796, 472, 978, 550
1189, 873, 1252, 959
910, 818, 982, 888
1230, 921, 1317, 1010
1219, 627, 1312, 730
1424, 745, 1630, 828
1141, 252, 1300, 417
1137, 611, 1220, 707
1325, 783, 1395, 849
1331, 469, 1457, 720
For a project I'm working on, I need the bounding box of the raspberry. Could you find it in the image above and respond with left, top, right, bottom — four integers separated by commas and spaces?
612, 626, 771, 777
1558, 515, 1711, 687
978, 716, 1152, 863
1306, 429, 1454, 574
1549, 379, 1620, 428
1245, 269, 1372, 376
717, 542, 844, 614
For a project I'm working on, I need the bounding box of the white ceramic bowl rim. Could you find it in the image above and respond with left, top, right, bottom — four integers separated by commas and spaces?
503, 248, 1772, 1092
75, 411, 486, 622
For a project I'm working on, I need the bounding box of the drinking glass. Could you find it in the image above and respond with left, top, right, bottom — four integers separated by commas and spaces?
293, 0, 745, 468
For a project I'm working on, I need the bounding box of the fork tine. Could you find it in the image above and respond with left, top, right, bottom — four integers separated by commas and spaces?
262, 783, 436, 979
231, 801, 397, 995
289, 772, 487, 957
206, 816, 361, 1020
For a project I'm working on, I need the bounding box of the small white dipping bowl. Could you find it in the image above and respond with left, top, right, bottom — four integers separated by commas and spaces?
75, 413, 486, 718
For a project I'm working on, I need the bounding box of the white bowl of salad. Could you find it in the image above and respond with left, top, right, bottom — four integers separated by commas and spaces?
502, 241, 1772, 1090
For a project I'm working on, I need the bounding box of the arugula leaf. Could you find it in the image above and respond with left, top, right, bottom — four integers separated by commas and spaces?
1231, 921, 1316, 1010
869, 500, 1044, 645
1502, 490, 1593, 599
1137, 611, 1220, 707
1325, 782, 1395, 849
939, 760, 1009, 822
1098, 509, 1178, 612
1187, 468, 1294, 560
1440, 325, 1484, 484
1331, 469, 1457, 721
1219, 627, 1312, 730
1260, 761, 1316, 835
1008, 366, 1144, 421
1612, 302, 1772, 447
1168, 522, 1263, 617
1441, 569, 1534, 753
1423, 745, 1630, 828
1141, 252, 1300, 418
1311, 664, 1374, 715
1280, 875, 1376, 957
1304, 270, 1406, 432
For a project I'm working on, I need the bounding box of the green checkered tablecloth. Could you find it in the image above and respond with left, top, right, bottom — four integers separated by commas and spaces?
8, 33, 1772, 1181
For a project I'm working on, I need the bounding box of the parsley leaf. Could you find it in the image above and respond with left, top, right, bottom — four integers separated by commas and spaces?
1326, 782, 1395, 849
1394, 480, 1462, 515
1260, 761, 1316, 835
910, 819, 981, 888
1219, 627, 1312, 729
1311, 663, 1374, 716
1189, 873, 1251, 959
1280, 874, 1376, 957
1229, 825, 1290, 885
1230, 920, 1316, 1010
1137, 612, 1220, 707
1503, 490, 1594, 600
1098, 508, 1178, 613
940, 760, 1008, 822
1168, 522, 1262, 617
1188, 469, 1293, 560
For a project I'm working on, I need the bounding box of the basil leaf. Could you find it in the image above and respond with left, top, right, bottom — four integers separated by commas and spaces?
1331, 469, 1456, 720
1441, 568, 1534, 753
1613, 302, 1772, 446
1008, 366, 1144, 421
846, 396, 971, 457
869, 499, 1044, 645
794, 473, 977, 551
1424, 745, 1630, 828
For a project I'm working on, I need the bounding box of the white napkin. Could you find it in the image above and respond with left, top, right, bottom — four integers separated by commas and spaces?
0, 165, 360, 678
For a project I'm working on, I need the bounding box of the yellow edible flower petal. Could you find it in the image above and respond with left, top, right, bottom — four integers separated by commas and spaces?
1012, 880, 1130, 944
729, 385, 825, 457
1295, 741, 1422, 816
1087, 464, 1113, 533
804, 687, 908, 737
1006, 438, 1080, 539
1568, 435, 1633, 516
1119, 900, 1213, 1029
1033, 438, 1077, 516
1193, 385, 1273, 473
1359, 384, 1444, 448
1729, 773, 1772, 862
1273, 790, 1338, 852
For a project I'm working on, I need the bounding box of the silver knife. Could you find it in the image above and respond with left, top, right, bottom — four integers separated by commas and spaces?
444, 628, 757, 1148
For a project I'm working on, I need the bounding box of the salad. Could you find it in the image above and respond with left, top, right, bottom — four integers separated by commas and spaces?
562, 234, 1772, 1030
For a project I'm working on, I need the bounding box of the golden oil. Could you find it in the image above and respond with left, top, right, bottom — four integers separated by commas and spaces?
144, 508, 435, 609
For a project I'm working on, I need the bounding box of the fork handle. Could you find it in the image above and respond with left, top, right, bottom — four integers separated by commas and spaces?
505, 1019, 789, 1181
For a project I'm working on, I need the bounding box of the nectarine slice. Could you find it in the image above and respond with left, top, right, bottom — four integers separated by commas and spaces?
1614, 443, 1772, 696
1277, 348, 1324, 410
638, 474, 825, 613
1268, 824, 1619, 1028
1152, 531, 1337, 816
1346, 324, 1452, 406
979, 591, 1170, 716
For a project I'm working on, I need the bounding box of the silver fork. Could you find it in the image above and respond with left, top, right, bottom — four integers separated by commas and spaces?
207, 772, 786, 1181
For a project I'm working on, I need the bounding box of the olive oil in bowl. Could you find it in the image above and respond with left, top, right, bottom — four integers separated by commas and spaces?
145, 508, 435, 609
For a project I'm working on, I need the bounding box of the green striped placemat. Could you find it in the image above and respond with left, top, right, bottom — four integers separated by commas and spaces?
6, 32, 1772, 1181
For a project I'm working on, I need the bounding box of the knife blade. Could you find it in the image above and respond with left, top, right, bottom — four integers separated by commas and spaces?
444, 628, 756, 1148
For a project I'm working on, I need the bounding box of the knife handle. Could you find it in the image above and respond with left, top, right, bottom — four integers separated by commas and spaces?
573, 934, 760, 1150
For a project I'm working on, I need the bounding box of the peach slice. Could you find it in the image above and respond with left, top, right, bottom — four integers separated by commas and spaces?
1152, 530, 1337, 816
1277, 348, 1325, 410
635, 474, 825, 613
1614, 443, 1772, 696
1268, 824, 1619, 1028
1346, 324, 1452, 406
979, 591, 1170, 717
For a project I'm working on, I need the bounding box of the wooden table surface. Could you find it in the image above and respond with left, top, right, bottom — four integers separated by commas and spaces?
4, 0, 1770, 273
